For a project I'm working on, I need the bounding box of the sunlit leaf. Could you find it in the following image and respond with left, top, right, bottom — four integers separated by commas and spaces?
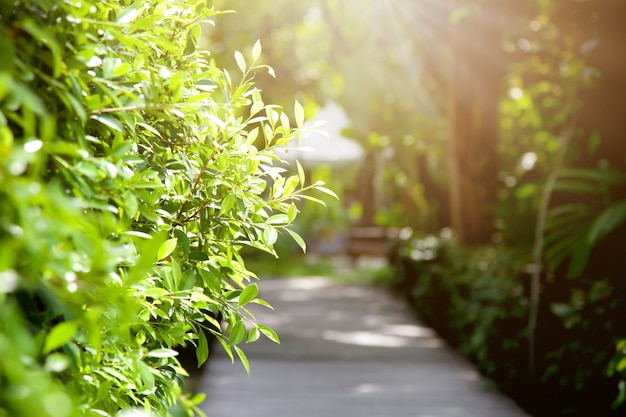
294, 100, 304, 128
247, 326, 260, 343
258, 324, 280, 344
157, 238, 178, 260
234, 50, 246, 73
286, 229, 306, 252
251, 39, 262, 62
238, 283, 258, 307
229, 321, 246, 346
146, 348, 179, 358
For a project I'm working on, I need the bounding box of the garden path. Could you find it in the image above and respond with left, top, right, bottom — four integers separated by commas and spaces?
198, 275, 531, 417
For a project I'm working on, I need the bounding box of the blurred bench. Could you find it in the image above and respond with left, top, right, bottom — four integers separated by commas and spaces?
347, 226, 395, 262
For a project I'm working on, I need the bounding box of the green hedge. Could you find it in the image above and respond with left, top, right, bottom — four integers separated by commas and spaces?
0, 1, 330, 416
389, 234, 626, 416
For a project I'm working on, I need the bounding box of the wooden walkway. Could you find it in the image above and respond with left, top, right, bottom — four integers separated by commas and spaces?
199, 277, 531, 417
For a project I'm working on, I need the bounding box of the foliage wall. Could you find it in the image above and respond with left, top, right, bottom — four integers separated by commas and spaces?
390, 234, 625, 417
0, 1, 328, 416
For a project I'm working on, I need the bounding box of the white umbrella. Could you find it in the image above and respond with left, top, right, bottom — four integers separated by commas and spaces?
276, 102, 364, 169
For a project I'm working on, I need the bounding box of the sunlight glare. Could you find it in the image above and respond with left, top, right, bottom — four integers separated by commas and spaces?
520, 152, 537, 171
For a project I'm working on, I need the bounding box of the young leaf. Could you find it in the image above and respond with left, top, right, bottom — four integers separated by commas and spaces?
262, 226, 278, 246
238, 283, 259, 307
283, 175, 299, 197
234, 345, 250, 375
157, 238, 178, 260
288, 203, 298, 223
286, 229, 306, 252
315, 185, 339, 199
220, 193, 236, 215
251, 39, 262, 63
234, 50, 246, 74
296, 160, 306, 185
247, 326, 260, 343
294, 100, 304, 128
266, 214, 289, 225
258, 324, 280, 344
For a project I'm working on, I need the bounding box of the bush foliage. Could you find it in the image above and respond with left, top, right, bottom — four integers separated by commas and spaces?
390, 234, 626, 416
0, 1, 330, 416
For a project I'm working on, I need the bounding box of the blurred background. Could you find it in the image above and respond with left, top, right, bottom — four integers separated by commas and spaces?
200, 0, 625, 271
200, 1, 626, 415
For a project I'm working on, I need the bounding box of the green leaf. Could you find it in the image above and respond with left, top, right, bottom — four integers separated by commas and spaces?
21, 21, 62, 78
234, 345, 250, 375
286, 229, 306, 252
283, 175, 299, 197
247, 127, 259, 144
300, 194, 326, 206
44, 321, 79, 354
196, 79, 217, 92
296, 160, 306, 185
287, 203, 298, 223
173, 229, 190, 257
220, 193, 236, 215
157, 238, 178, 260
262, 226, 278, 246
294, 100, 304, 128
137, 360, 155, 391
258, 324, 280, 344
91, 115, 124, 133
251, 39, 262, 63
229, 321, 246, 346
238, 284, 258, 307
234, 50, 246, 74
196, 330, 209, 367
315, 183, 339, 199
247, 326, 260, 343
267, 214, 289, 225
117, 7, 140, 24
123, 230, 153, 239
588, 200, 626, 247
146, 348, 179, 358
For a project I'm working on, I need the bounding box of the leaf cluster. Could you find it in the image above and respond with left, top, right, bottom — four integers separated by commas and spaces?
0, 1, 329, 416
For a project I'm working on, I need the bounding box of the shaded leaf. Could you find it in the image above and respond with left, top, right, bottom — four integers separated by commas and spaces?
196, 330, 209, 367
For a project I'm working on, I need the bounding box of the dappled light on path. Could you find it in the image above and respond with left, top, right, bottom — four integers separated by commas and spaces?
200, 277, 530, 417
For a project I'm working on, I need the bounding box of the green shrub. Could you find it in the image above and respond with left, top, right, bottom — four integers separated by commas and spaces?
0, 1, 331, 416
390, 234, 625, 415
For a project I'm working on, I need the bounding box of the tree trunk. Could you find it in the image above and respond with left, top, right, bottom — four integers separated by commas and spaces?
447, 0, 508, 245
